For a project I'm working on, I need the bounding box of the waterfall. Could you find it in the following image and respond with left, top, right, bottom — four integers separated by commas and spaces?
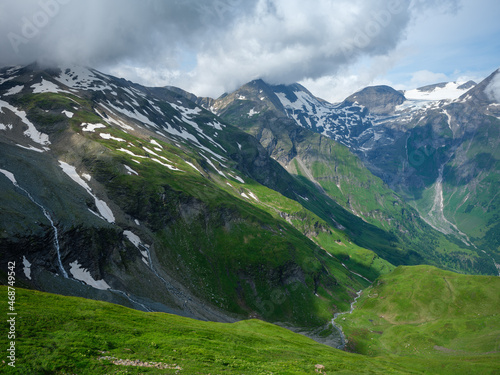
0, 169, 68, 278
139, 243, 185, 299
426, 163, 472, 246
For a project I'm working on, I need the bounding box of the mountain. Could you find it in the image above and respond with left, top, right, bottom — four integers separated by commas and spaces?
177, 79, 496, 275
344, 85, 405, 115
1, 62, 498, 374
347, 71, 499, 267
198, 73, 499, 275
0, 63, 387, 335
0, 62, 498, 357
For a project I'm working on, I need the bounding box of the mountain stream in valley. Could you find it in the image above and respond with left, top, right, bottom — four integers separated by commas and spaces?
331, 290, 363, 349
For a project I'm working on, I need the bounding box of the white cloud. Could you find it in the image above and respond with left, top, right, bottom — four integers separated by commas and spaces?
409, 70, 450, 87
484, 70, 500, 102
2, 0, 483, 101
0, 1, 415, 92
299, 51, 406, 102
181, 0, 414, 97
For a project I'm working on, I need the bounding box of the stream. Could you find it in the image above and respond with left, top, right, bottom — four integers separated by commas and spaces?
331, 290, 363, 350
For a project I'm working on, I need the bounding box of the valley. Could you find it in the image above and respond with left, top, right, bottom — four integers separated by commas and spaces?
0, 62, 498, 374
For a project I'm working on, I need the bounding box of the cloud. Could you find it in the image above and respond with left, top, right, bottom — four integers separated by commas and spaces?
185, 0, 415, 96
409, 70, 450, 87
0, 0, 463, 98
484, 70, 500, 102
0, 0, 255, 68
300, 50, 407, 102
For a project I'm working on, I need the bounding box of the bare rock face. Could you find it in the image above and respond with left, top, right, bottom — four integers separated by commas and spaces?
344, 85, 406, 116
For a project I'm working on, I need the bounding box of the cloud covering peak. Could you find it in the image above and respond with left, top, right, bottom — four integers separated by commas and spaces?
0, 0, 462, 98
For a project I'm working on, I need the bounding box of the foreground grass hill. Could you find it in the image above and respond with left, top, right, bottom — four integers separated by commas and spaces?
1, 285, 499, 374
339, 265, 500, 361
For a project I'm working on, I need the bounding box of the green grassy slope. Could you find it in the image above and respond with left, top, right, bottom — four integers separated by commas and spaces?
339, 265, 500, 361
1, 286, 498, 375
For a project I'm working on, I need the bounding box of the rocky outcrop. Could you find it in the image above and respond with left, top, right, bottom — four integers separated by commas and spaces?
344, 85, 406, 115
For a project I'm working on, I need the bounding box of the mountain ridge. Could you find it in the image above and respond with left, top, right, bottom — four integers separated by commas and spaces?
0, 62, 498, 352
190, 70, 499, 275
1, 63, 392, 336
179, 76, 497, 275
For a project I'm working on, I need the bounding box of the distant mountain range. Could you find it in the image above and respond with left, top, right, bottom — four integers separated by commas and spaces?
180, 72, 499, 275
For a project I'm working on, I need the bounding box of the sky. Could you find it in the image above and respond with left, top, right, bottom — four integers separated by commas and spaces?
0, 0, 499, 102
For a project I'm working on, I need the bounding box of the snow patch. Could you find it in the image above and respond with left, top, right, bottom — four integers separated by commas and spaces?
62, 110, 74, 118
117, 148, 147, 158
404, 82, 472, 101
59, 161, 115, 223
0, 100, 50, 146
201, 155, 227, 178
124, 230, 150, 259
124, 164, 138, 175
98, 103, 134, 130
31, 79, 71, 94
55, 66, 112, 92
0, 168, 17, 185
23, 256, 32, 280
15, 144, 44, 153
206, 120, 224, 130
4, 85, 23, 96
231, 174, 245, 184
105, 101, 158, 128
81, 123, 106, 132
100, 133, 126, 142
248, 191, 258, 200
184, 160, 202, 174
69, 260, 110, 290
150, 139, 163, 148
151, 158, 183, 171
248, 108, 260, 117
124, 230, 142, 248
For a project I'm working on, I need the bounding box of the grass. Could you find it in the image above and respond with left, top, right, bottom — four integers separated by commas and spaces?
339, 265, 500, 362
1, 286, 499, 374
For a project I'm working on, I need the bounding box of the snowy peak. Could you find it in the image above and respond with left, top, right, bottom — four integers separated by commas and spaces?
404, 80, 477, 101
268, 82, 373, 145
207, 79, 376, 149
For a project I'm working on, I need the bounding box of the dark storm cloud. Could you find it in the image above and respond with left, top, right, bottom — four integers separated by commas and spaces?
0, 0, 255, 67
